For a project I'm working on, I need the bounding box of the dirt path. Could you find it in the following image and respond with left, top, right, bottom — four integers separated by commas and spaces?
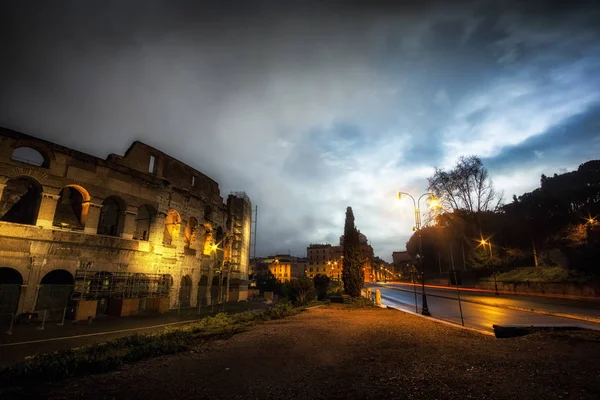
32, 305, 600, 399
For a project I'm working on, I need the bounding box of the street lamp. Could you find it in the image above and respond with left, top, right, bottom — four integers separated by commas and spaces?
479, 239, 498, 295
398, 191, 436, 316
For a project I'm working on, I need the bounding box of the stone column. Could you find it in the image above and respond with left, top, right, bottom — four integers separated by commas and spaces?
20, 256, 45, 313
84, 201, 103, 234
36, 190, 61, 228
120, 206, 138, 240
0, 182, 6, 200
149, 211, 167, 245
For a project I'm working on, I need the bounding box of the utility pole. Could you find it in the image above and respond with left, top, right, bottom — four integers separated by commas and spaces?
253, 205, 258, 259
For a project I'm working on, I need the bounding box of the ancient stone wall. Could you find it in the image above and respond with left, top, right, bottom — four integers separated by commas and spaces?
0, 127, 248, 318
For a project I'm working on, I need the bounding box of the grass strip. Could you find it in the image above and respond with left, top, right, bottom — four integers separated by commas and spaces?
0, 303, 302, 385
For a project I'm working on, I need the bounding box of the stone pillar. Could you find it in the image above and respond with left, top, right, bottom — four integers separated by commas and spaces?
20, 257, 45, 313
120, 206, 138, 240
0, 182, 6, 200
149, 211, 167, 245
84, 201, 103, 234
36, 191, 60, 228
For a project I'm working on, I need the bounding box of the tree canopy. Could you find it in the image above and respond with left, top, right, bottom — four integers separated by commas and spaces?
428, 155, 503, 213
407, 159, 600, 277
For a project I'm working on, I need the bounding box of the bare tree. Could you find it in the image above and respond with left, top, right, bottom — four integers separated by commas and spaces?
428, 156, 503, 213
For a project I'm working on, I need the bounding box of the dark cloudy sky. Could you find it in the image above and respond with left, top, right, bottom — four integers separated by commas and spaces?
1, 1, 599, 261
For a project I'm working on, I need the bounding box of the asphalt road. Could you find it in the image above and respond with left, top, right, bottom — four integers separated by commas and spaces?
367, 282, 600, 332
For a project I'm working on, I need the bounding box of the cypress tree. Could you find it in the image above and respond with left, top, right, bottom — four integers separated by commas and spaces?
342, 207, 364, 297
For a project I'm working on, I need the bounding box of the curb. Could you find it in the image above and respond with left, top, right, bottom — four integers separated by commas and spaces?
384, 304, 495, 337
492, 323, 600, 338
372, 283, 600, 325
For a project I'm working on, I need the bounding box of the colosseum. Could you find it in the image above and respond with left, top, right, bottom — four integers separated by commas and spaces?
0, 126, 252, 322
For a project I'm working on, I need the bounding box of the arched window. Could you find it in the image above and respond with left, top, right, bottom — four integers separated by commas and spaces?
0, 267, 23, 316
163, 209, 181, 245
0, 177, 42, 225
98, 196, 126, 237
204, 205, 213, 221
53, 185, 89, 229
35, 269, 75, 317
11, 147, 48, 168
197, 275, 209, 307
178, 275, 192, 308
134, 204, 156, 241
215, 226, 224, 242
184, 216, 199, 249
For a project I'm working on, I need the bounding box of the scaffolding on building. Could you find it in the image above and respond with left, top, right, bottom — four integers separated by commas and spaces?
228, 192, 252, 277
71, 270, 172, 301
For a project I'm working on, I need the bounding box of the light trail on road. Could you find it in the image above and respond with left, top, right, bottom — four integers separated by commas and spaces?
367, 282, 600, 333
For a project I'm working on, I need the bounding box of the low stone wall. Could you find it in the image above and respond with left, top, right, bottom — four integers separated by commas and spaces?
476, 280, 600, 298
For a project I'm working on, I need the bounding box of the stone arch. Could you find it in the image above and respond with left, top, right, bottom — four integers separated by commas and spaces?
184, 216, 199, 249
163, 209, 181, 245
0, 176, 43, 225
35, 269, 75, 319
197, 274, 209, 307
0, 267, 23, 317
11, 146, 50, 168
204, 205, 213, 221
134, 204, 156, 241
98, 196, 127, 237
221, 276, 228, 304
53, 185, 91, 229
210, 275, 220, 304
215, 226, 224, 242
178, 275, 192, 308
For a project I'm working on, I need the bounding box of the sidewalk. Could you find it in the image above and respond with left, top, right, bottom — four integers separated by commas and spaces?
1, 301, 267, 345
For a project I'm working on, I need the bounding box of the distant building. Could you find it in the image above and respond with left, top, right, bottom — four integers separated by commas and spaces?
306, 244, 342, 281
307, 231, 375, 283
250, 255, 305, 282
269, 255, 306, 282
392, 251, 414, 276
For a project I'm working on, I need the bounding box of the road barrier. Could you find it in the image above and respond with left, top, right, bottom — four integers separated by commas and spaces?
1, 306, 79, 335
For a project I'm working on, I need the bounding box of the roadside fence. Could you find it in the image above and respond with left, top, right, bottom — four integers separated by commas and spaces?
1, 306, 78, 335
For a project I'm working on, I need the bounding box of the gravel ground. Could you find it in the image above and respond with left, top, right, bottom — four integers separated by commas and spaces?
18, 305, 600, 400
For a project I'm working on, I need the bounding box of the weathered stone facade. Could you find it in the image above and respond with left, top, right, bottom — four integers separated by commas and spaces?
0, 127, 250, 318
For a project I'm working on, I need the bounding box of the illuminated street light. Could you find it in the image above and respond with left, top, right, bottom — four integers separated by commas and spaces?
397, 191, 437, 316
479, 238, 498, 295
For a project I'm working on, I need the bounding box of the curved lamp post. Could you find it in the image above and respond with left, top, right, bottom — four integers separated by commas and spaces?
398, 192, 436, 316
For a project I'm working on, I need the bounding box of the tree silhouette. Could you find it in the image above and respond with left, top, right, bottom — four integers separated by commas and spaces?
342, 207, 364, 297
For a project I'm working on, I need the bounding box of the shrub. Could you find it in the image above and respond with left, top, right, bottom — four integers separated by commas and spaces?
260, 302, 301, 320
346, 296, 376, 309
327, 281, 344, 296
284, 276, 316, 305
313, 274, 331, 300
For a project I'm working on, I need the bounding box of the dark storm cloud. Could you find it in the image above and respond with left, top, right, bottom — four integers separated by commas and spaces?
484, 103, 600, 174
1, 0, 600, 261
